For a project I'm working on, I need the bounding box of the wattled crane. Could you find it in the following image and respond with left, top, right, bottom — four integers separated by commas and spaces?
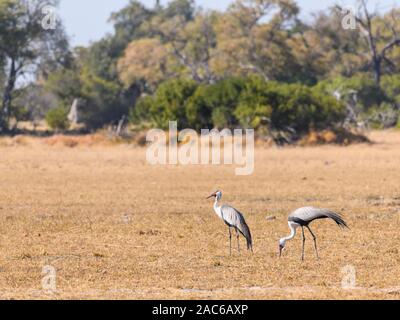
207, 191, 253, 255
279, 207, 348, 261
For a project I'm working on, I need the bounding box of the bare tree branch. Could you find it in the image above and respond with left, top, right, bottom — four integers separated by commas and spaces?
336, 1, 400, 85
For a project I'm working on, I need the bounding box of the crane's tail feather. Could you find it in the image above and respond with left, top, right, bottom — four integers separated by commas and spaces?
238, 222, 253, 251
325, 211, 349, 229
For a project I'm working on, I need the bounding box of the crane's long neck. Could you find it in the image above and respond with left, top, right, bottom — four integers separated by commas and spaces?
283, 223, 297, 243
213, 197, 223, 220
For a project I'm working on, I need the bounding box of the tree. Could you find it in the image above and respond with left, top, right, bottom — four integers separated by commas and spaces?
285, 11, 364, 84
63, 1, 158, 129
0, 0, 70, 132
117, 38, 172, 91
45, 67, 82, 109
214, 0, 299, 81
140, 0, 220, 84
336, 1, 400, 86
109, 0, 154, 55
162, 0, 195, 21
81, 69, 122, 129
43, 0, 159, 130
0, 53, 5, 98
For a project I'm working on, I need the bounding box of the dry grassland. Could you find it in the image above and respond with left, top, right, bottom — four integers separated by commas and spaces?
0, 131, 400, 300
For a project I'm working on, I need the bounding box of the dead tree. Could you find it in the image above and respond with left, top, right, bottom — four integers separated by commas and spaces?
336, 0, 400, 86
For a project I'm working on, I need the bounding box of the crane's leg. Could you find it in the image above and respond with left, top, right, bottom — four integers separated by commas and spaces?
306, 226, 319, 259
235, 228, 240, 253
301, 227, 306, 261
229, 227, 232, 256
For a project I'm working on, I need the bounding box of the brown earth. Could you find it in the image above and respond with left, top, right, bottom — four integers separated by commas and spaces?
0, 130, 399, 299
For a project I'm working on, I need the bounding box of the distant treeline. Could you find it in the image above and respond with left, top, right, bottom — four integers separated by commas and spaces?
0, 0, 400, 139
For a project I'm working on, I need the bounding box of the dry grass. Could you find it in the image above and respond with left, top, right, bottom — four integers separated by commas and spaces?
298, 129, 370, 146
0, 130, 400, 300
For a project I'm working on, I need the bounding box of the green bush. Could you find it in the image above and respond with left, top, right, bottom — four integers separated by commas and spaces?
130, 76, 347, 139
187, 77, 245, 129
185, 85, 213, 129
79, 68, 128, 129
129, 94, 154, 126
235, 76, 275, 128
235, 77, 345, 134
381, 75, 400, 107
46, 107, 70, 131
131, 78, 198, 129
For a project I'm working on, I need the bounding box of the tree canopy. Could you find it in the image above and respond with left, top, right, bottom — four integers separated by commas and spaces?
1, 0, 400, 138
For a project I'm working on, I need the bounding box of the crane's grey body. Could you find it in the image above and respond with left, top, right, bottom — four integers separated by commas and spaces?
208, 191, 253, 255
280, 207, 348, 261
221, 204, 253, 250
288, 207, 348, 228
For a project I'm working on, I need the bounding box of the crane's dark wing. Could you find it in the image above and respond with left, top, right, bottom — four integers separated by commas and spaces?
221, 204, 253, 250
289, 207, 348, 229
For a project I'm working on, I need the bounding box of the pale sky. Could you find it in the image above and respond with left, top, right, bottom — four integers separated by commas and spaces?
58, 0, 400, 47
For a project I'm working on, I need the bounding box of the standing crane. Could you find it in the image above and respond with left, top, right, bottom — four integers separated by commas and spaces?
207, 190, 253, 255
278, 207, 348, 261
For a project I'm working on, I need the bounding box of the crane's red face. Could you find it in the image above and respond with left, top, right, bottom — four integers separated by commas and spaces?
207, 190, 221, 200
206, 192, 217, 199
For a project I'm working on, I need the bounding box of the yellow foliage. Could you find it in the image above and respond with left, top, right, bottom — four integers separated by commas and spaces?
117, 38, 170, 89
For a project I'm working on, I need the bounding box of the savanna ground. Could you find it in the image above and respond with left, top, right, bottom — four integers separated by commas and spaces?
0, 131, 400, 300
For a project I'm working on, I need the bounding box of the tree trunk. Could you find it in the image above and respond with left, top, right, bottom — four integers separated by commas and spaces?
372, 56, 382, 86
1, 59, 17, 133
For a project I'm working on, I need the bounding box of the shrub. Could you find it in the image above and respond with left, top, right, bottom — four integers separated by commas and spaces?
185, 85, 214, 129
270, 83, 344, 135
235, 78, 345, 135
187, 77, 245, 129
79, 68, 128, 129
381, 75, 400, 108
129, 94, 154, 126
131, 78, 198, 129
130, 76, 347, 142
234, 76, 275, 128
46, 108, 70, 131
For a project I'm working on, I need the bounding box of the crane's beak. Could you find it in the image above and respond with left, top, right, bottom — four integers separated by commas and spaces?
206, 193, 216, 199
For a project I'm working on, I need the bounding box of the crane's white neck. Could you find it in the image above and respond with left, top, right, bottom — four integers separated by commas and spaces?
213, 196, 223, 220
280, 222, 298, 246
